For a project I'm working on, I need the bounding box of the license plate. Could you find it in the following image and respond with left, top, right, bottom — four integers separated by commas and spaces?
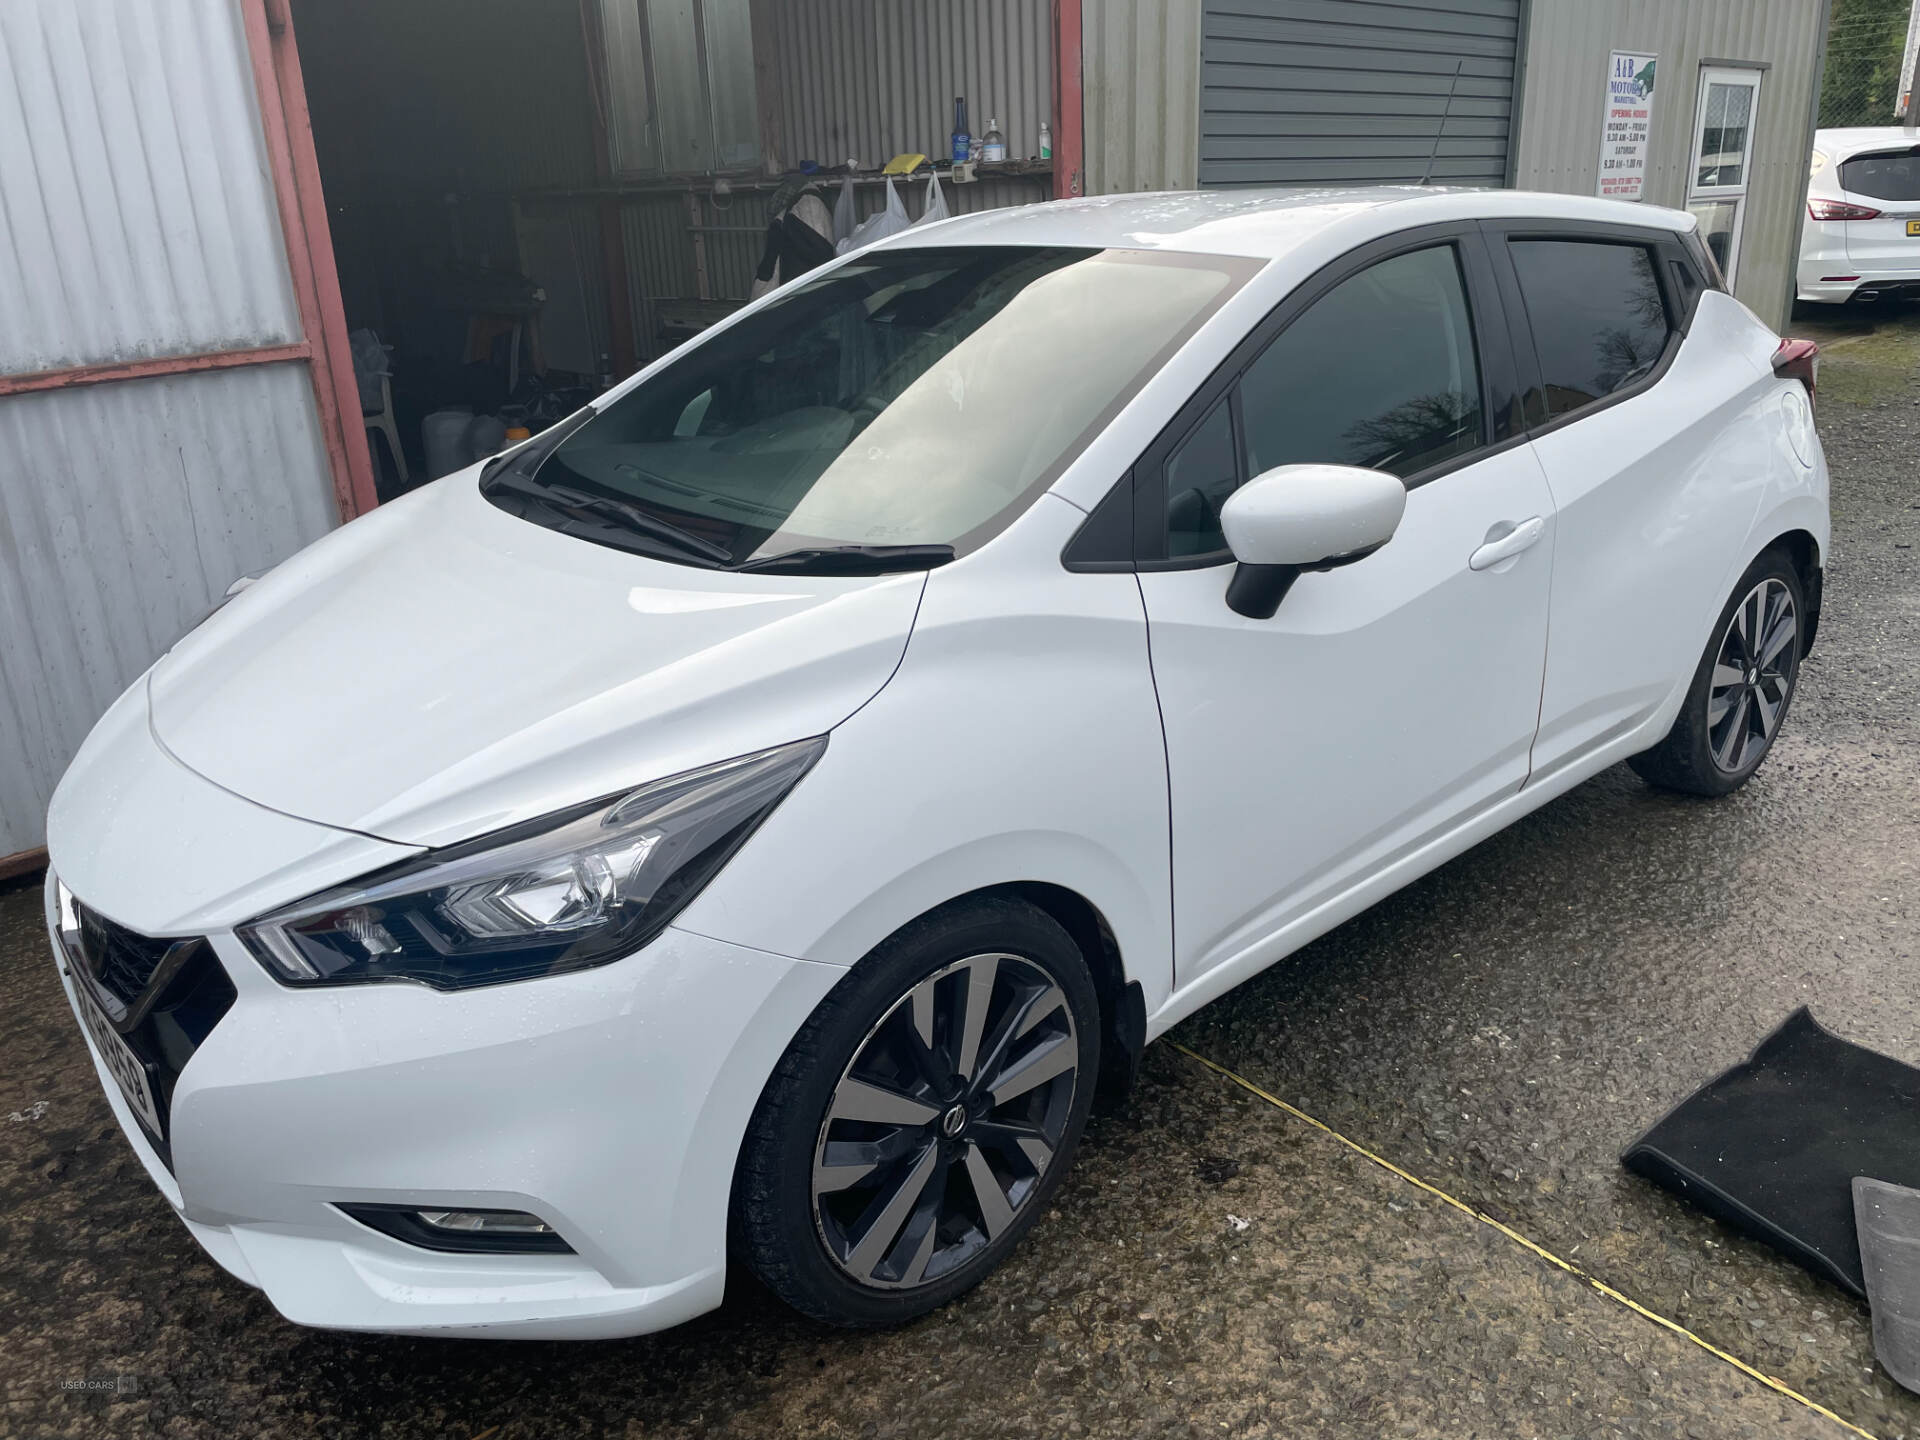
1908, 220, 1920, 237
73, 979, 163, 1136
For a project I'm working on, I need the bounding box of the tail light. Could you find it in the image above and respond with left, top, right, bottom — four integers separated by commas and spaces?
1773, 338, 1819, 407
1808, 198, 1881, 221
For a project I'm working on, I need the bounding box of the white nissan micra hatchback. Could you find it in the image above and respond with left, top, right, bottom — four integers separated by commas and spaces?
48, 188, 1827, 1339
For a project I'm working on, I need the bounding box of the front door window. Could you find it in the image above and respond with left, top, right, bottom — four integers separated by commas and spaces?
1686, 67, 1762, 283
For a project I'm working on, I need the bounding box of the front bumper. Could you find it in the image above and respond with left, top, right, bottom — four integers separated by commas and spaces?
43, 684, 844, 1338
49, 881, 839, 1338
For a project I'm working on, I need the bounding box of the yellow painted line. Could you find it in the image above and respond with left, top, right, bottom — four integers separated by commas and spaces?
1169, 1042, 1883, 1440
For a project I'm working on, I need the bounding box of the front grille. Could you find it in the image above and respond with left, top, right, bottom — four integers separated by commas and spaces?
67, 904, 236, 1172
76, 904, 183, 1007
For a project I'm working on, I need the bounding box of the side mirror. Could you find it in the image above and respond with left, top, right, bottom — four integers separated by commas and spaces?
1220, 464, 1406, 618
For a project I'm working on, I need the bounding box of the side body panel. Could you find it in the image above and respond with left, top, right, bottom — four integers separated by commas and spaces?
1522, 289, 1794, 781
674, 495, 1177, 1015
1140, 446, 1557, 984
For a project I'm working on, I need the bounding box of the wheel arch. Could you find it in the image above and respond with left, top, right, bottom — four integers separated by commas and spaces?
812, 880, 1147, 1105
1763, 528, 1823, 658
981, 881, 1145, 1103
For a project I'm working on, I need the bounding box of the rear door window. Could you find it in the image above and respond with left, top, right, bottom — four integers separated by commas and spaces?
1508, 240, 1673, 421
1840, 149, 1920, 202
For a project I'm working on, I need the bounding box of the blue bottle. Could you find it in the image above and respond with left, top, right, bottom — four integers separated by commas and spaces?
951, 96, 970, 165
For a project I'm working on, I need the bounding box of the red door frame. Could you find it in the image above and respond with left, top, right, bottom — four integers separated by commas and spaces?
243, 0, 379, 521
1052, 0, 1084, 199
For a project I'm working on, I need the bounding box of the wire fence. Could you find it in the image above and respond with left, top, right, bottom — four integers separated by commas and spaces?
1820, 0, 1917, 129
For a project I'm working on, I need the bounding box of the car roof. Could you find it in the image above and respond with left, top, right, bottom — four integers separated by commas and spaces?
1814, 127, 1920, 160
883, 186, 1694, 260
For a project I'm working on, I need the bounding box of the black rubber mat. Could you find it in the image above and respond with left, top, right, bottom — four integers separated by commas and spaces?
1622, 1007, 1920, 1298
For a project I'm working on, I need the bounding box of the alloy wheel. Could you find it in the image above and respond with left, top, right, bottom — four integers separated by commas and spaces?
1708, 576, 1797, 774
811, 952, 1080, 1290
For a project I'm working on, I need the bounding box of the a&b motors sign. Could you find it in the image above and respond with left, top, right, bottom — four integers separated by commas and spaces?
1597, 51, 1658, 201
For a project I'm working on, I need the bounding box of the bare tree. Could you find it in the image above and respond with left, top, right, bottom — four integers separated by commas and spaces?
1343, 391, 1480, 471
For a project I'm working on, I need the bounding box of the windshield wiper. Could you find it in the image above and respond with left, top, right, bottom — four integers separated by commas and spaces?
734, 544, 956, 575
486, 472, 734, 566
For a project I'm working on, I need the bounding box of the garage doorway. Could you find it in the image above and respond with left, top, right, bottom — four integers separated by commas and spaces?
282, 0, 1065, 503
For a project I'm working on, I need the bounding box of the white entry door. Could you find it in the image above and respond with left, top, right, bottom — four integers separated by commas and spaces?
1687, 66, 1763, 283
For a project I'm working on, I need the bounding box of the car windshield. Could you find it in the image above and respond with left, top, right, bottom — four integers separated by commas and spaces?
495, 246, 1248, 569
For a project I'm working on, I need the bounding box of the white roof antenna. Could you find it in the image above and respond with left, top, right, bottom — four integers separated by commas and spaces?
1420, 59, 1466, 186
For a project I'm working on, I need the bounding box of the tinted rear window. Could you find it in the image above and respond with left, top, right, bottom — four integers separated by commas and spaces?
1509, 240, 1672, 420
1840, 149, 1920, 202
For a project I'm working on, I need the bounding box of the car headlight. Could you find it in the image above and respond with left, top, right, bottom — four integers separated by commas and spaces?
237, 738, 825, 990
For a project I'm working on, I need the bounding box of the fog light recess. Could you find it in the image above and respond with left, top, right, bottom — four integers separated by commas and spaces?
337, 1202, 575, 1254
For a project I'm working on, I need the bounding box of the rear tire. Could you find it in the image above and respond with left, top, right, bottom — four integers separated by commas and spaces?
733, 896, 1100, 1328
1628, 548, 1804, 796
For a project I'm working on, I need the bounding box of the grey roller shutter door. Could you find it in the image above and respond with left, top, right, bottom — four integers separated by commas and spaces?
1200, 0, 1522, 187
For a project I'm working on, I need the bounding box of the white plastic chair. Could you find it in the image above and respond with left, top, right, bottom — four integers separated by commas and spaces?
350, 329, 408, 484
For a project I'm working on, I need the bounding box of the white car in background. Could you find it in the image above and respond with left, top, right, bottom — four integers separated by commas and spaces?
46, 188, 1828, 1340
1799, 127, 1920, 304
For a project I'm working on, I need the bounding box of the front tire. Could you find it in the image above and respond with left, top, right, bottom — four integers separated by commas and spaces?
733, 896, 1101, 1328
1629, 549, 1804, 796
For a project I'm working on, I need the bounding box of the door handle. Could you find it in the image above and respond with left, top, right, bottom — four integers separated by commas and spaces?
1468, 516, 1546, 571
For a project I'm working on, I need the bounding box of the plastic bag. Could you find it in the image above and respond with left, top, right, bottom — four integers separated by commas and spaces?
914, 170, 951, 227
832, 174, 856, 246
836, 177, 910, 254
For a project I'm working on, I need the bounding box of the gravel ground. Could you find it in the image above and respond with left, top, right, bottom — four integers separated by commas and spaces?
3, 308, 1916, 1440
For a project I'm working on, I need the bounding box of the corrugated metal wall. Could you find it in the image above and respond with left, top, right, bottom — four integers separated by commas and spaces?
768, 0, 1051, 168
1199, 0, 1522, 187
1083, 0, 1204, 193
617, 173, 1049, 360
0, 368, 336, 855
609, 0, 1054, 360
1513, 0, 1827, 328
0, 0, 338, 857
0, 0, 302, 373
598, 0, 761, 175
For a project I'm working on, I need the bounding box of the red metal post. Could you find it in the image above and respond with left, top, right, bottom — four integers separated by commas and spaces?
241, 0, 380, 520
0, 342, 313, 398
1052, 0, 1085, 199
